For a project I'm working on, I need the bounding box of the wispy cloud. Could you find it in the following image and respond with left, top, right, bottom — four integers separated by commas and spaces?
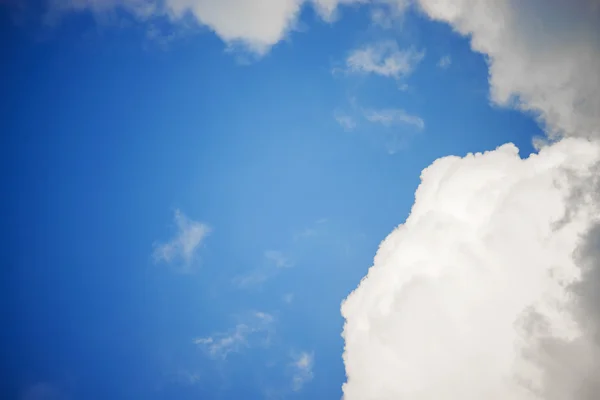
369, 0, 410, 28
232, 270, 270, 288
344, 40, 425, 80
290, 351, 314, 391
152, 209, 210, 271
193, 311, 274, 359
293, 218, 329, 241
437, 55, 452, 69
170, 369, 202, 386
283, 293, 294, 304
334, 110, 357, 131
264, 250, 293, 268
233, 250, 293, 288
363, 108, 425, 130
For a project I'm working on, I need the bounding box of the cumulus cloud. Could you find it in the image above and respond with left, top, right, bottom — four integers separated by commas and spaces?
416, 0, 600, 139
290, 351, 314, 391
152, 209, 210, 270
342, 139, 600, 399
363, 108, 424, 130
193, 311, 274, 359
344, 40, 425, 80
45, 0, 368, 54
342, 1, 600, 399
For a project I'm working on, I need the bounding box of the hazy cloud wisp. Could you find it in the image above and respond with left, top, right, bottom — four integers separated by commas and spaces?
193, 311, 274, 359
363, 108, 424, 130
290, 351, 314, 391
153, 209, 210, 270
344, 40, 425, 80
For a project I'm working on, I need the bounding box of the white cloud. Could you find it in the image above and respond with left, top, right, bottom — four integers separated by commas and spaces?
193, 311, 274, 359
367, 0, 412, 28
437, 55, 451, 69
312, 0, 368, 21
163, 0, 305, 55
342, 138, 600, 399
416, 0, 600, 139
345, 41, 425, 79
46, 0, 368, 55
363, 108, 424, 130
290, 351, 314, 391
342, 3, 600, 398
153, 209, 210, 270
334, 110, 357, 131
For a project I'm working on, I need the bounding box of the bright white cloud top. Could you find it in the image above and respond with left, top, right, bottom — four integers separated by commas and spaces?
342, 139, 600, 399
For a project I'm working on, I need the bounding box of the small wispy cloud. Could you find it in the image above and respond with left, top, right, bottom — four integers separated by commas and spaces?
290, 351, 314, 391
437, 55, 452, 69
370, 0, 411, 26
283, 293, 294, 304
293, 218, 329, 241
264, 250, 293, 268
232, 270, 270, 288
233, 250, 293, 288
152, 209, 210, 271
170, 369, 202, 386
193, 311, 274, 360
363, 108, 425, 130
334, 110, 357, 131
344, 41, 425, 80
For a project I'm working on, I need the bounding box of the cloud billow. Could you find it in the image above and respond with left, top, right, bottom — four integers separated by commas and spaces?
341, 1, 600, 399
46, 0, 373, 55
342, 139, 600, 399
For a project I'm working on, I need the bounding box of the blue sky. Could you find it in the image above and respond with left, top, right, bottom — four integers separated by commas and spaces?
6, 1, 594, 399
